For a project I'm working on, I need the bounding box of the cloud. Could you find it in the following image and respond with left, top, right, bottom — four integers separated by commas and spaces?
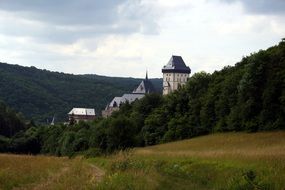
220, 0, 285, 15
0, 0, 284, 78
0, 0, 159, 43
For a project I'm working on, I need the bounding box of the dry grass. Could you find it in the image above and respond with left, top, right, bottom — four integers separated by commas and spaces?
92, 131, 285, 189
135, 131, 285, 160
1, 131, 285, 189
0, 154, 103, 190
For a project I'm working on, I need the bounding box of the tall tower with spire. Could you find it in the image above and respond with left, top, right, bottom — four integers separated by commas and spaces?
162, 56, 191, 95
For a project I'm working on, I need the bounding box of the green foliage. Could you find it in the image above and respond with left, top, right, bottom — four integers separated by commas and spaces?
0, 102, 26, 137
83, 148, 103, 158
0, 135, 9, 152
106, 117, 136, 152
0, 101, 42, 154
0, 63, 162, 123
1, 40, 284, 156
228, 170, 275, 190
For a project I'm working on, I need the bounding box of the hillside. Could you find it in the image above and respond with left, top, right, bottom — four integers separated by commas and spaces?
0, 63, 162, 123
135, 131, 285, 158
1, 132, 284, 189
1, 41, 284, 156
91, 131, 285, 189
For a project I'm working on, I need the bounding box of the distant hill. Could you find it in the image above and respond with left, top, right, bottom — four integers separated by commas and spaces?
0, 63, 162, 123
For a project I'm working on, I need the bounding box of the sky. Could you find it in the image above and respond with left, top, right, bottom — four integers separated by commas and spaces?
0, 0, 284, 78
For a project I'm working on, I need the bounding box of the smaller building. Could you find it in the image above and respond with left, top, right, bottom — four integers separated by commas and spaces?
102, 94, 145, 118
68, 108, 96, 123
101, 97, 122, 118
102, 72, 155, 118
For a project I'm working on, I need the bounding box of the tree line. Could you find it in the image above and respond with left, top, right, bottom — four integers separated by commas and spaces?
0, 40, 284, 156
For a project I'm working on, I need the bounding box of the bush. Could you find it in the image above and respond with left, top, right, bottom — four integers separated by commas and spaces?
83, 148, 103, 158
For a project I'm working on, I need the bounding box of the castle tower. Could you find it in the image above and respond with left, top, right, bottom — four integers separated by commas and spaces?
162, 56, 191, 95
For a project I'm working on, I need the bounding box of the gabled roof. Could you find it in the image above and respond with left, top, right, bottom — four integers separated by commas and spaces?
132, 72, 156, 94
162, 55, 191, 74
107, 94, 144, 109
104, 71, 156, 111
68, 108, 96, 116
108, 97, 124, 108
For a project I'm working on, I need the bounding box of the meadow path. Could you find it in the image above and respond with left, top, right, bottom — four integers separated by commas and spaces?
12, 161, 105, 190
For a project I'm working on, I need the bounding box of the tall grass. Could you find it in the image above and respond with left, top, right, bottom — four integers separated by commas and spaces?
1, 131, 284, 189
0, 154, 101, 190
92, 131, 285, 190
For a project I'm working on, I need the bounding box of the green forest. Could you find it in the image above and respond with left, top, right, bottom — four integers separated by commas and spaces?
0, 63, 162, 123
0, 40, 284, 156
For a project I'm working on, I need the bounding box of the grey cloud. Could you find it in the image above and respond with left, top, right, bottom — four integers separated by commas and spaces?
220, 0, 285, 15
0, 0, 159, 43
0, 0, 124, 25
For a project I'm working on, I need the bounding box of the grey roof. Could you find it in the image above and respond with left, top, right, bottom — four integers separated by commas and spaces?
109, 97, 124, 108
68, 108, 96, 116
132, 72, 157, 94
122, 93, 144, 102
105, 72, 156, 111
107, 94, 144, 109
162, 55, 191, 74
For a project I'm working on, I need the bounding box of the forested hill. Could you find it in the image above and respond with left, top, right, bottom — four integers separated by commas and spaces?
0, 41, 284, 155
0, 63, 162, 123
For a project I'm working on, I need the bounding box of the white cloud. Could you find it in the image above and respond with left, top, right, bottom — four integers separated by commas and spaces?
0, 0, 284, 78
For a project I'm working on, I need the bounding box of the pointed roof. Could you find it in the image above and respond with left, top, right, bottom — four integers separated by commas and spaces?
145, 71, 148, 80
132, 72, 156, 94
162, 55, 191, 74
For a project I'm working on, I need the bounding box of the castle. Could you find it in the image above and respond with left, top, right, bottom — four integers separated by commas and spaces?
102, 55, 191, 117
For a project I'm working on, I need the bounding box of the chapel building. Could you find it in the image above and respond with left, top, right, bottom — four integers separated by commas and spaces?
102, 72, 157, 118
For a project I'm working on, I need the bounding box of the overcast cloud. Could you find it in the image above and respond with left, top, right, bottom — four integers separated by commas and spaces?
220, 0, 285, 15
0, 0, 284, 78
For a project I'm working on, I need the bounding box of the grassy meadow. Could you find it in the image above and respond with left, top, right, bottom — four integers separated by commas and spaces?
0, 154, 104, 190
91, 131, 285, 190
0, 131, 284, 189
